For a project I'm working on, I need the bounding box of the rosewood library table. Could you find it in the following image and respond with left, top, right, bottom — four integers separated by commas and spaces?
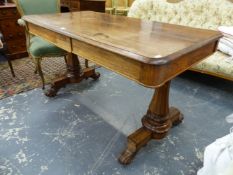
23, 11, 222, 164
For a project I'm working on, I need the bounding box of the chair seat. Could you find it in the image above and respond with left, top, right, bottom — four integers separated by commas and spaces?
29, 36, 66, 57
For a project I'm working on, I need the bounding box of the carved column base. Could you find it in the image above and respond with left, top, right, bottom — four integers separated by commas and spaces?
118, 107, 183, 165
45, 67, 100, 97
44, 53, 100, 97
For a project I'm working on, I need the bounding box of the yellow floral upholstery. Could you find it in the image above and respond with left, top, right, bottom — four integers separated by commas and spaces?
128, 0, 233, 80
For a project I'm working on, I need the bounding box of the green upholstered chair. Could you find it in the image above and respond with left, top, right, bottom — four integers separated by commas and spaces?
14, 0, 67, 89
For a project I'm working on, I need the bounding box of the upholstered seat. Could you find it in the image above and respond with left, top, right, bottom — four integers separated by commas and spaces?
29, 37, 66, 58
128, 0, 233, 81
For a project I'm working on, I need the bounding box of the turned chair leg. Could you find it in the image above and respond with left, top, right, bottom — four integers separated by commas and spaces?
29, 55, 38, 74
85, 59, 89, 68
34, 67, 38, 74
36, 58, 45, 89
64, 55, 68, 65
4, 53, 15, 77
7, 59, 15, 77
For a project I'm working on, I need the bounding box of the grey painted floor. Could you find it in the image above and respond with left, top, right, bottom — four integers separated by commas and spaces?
0, 68, 232, 175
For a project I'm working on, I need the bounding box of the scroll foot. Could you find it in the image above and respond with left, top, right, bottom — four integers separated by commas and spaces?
44, 85, 60, 97
119, 128, 152, 164
118, 141, 137, 165
169, 107, 184, 127
90, 72, 100, 80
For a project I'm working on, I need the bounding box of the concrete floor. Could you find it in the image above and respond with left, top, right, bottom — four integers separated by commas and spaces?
0, 68, 232, 175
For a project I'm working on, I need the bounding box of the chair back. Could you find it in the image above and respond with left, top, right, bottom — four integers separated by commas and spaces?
15, 0, 60, 16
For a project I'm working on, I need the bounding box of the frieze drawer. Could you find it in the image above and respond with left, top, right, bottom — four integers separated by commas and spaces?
7, 40, 26, 54
0, 8, 18, 18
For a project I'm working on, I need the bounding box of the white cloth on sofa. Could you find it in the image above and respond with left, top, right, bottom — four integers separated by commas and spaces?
197, 132, 233, 175
218, 26, 233, 56
218, 26, 233, 37
220, 38, 233, 48
218, 41, 233, 57
198, 113, 233, 175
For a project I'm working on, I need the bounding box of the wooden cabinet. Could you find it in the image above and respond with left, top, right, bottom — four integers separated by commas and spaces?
0, 3, 27, 59
60, 0, 106, 13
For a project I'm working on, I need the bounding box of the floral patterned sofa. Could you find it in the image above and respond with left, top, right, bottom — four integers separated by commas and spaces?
128, 0, 233, 81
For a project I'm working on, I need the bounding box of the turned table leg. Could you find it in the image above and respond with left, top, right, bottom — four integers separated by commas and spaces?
45, 53, 100, 97
119, 81, 183, 164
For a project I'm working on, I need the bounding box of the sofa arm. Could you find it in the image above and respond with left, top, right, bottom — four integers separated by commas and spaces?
127, 0, 153, 20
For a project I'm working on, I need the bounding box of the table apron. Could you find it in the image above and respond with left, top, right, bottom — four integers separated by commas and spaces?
72, 39, 145, 85
72, 39, 218, 88
27, 23, 71, 52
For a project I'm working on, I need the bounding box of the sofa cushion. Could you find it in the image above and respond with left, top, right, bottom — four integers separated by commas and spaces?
192, 51, 233, 80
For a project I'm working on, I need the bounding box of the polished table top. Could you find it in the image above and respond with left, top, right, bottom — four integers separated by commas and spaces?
23, 11, 221, 65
